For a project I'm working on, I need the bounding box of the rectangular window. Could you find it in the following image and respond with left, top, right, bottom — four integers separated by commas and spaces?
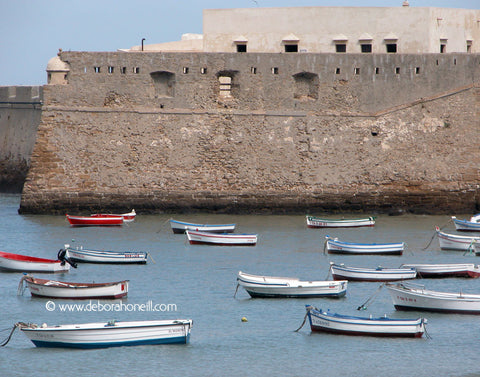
236, 44, 247, 53
94, 66, 101, 73
183, 67, 189, 74
201, 67, 207, 74
354, 68, 360, 75
133, 67, 140, 74
121, 67, 126, 74
251, 67, 257, 74
386, 44, 397, 53
271, 67, 279, 74
361, 44, 372, 53
453, 58, 457, 65
440, 44, 446, 53
375, 67, 380, 74
336, 44, 346, 53
395, 67, 400, 74
415, 67, 420, 74
467, 43, 472, 53
335, 68, 341, 74
108, 66, 114, 74
284, 44, 298, 53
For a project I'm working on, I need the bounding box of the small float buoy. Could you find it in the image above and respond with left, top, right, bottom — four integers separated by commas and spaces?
241, 316, 248, 322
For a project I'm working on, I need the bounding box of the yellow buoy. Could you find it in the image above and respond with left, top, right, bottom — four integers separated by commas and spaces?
241, 316, 248, 322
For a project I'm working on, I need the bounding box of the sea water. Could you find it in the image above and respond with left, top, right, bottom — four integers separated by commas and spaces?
0, 193, 479, 377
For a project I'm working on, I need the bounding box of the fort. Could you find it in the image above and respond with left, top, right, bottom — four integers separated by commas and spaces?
1, 6, 479, 214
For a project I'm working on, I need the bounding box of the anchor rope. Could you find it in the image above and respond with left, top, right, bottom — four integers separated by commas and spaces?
357, 283, 385, 311
233, 283, 240, 299
294, 306, 314, 332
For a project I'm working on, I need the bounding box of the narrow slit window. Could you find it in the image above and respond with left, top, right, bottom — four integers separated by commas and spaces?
453, 58, 457, 65
201, 67, 207, 74
183, 67, 189, 74
395, 67, 400, 74
375, 67, 380, 74
133, 67, 140, 74
108, 66, 114, 74
272, 67, 279, 74
94, 66, 101, 73
251, 67, 257, 74
354, 68, 360, 75
121, 67, 126, 74
335, 68, 341, 74
415, 67, 420, 74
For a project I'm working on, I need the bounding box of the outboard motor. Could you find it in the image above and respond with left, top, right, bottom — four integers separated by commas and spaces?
57, 248, 78, 268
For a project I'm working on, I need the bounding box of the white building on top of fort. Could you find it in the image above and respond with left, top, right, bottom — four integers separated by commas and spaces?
127, 4, 480, 54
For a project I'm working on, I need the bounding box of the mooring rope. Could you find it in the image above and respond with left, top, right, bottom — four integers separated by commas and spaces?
423, 319, 432, 340
156, 218, 172, 233
16, 274, 31, 296
463, 239, 476, 256
233, 283, 240, 299
357, 284, 385, 311
147, 252, 156, 264
294, 306, 314, 332
0, 322, 34, 347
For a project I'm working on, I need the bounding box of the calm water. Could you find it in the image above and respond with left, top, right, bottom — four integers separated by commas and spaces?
1, 193, 479, 377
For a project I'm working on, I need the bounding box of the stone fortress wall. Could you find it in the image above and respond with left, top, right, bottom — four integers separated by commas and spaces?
18, 51, 480, 214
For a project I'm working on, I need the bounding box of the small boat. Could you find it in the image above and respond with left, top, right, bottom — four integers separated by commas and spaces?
186, 230, 257, 246
386, 282, 480, 314
63, 245, 148, 264
91, 209, 136, 222
400, 263, 480, 278
0, 251, 71, 273
435, 226, 479, 251
325, 236, 404, 255
18, 275, 129, 299
236, 271, 347, 298
304, 305, 426, 337
66, 214, 123, 226
451, 216, 480, 232
306, 215, 375, 228
330, 263, 416, 282
18, 319, 193, 348
170, 219, 235, 234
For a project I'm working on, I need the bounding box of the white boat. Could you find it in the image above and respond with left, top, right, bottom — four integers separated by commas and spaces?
170, 219, 235, 234
386, 282, 480, 314
19, 319, 193, 348
305, 305, 426, 337
330, 263, 416, 282
0, 251, 71, 273
451, 216, 480, 232
186, 230, 257, 246
64, 245, 148, 264
400, 263, 480, 278
435, 226, 479, 251
236, 271, 347, 298
306, 215, 375, 228
91, 209, 136, 222
18, 275, 129, 299
325, 236, 405, 255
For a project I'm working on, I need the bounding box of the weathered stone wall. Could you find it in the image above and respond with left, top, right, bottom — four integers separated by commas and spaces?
19, 52, 480, 214
0, 86, 42, 192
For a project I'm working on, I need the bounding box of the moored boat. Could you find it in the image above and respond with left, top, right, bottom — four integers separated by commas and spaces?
325, 236, 404, 255
66, 214, 124, 226
400, 263, 480, 278
91, 209, 136, 222
451, 216, 480, 232
236, 271, 347, 298
0, 251, 71, 273
63, 245, 148, 264
18, 275, 129, 299
304, 305, 426, 337
170, 219, 235, 234
435, 226, 479, 251
186, 230, 257, 246
386, 282, 480, 314
18, 319, 193, 348
306, 215, 375, 228
330, 263, 416, 282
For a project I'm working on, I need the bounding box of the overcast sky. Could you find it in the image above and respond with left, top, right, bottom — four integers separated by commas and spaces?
1, 0, 478, 86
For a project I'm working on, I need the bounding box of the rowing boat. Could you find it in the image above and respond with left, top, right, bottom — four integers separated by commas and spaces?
400, 263, 480, 278
0, 251, 70, 273
170, 219, 235, 234
186, 230, 257, 246
435, 226, 479, 251
330, 263, 416, 281
306, 215, 375, 228
91, 209, 136, 222
325, 236, 404, 255
66, 214, 123, 226
63, 245, 148, 264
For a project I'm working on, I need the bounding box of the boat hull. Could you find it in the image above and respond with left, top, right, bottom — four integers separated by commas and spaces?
186, 230, 257, 246
330, 264, 416, 282
21, 320, 192, 349
386, 283, 480, 314
170, 219, 235, 234
0, 252, 69, 273
306, 216, 375, 228
91, 210, 136, 223
24, 277, 129, 299
400, 263, 480, 278
66, 215, 124, 226
65, 247, 147, 264
452, 217, 480, 232
436, 227, 479, 251
306, 306, 424, 337
326, 238, 404, 255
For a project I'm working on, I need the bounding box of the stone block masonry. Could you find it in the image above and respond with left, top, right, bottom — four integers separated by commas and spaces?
18, 52, 480, 214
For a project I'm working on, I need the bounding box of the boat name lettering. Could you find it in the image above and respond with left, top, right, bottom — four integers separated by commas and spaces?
397, 295, 416, 302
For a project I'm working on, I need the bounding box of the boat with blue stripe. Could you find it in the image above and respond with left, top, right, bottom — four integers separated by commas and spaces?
325, 236, 405, 255
170, 219, 236, 234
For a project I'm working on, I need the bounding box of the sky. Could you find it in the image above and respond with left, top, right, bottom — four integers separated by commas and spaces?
1, 0, 479, 86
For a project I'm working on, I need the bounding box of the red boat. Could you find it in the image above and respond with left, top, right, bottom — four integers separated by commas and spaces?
66, 214, 124, 226
91, 209, 136, 222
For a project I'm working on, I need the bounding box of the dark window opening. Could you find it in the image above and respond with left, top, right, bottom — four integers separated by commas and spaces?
121, 67, 126, 74
361, 44, 372, 53
415, 67, 420, 74
467, 44, 472, 53
386, 43, 397, 53
336, 44, 346, 53
335, 68, 341, 74
272, 67, 279, 74
236, 44, 247, 53
284, 44, 298, 53
108, 66, 114, 74
354, 68, 360, 75
201, 67, 207, 74
440, 44, 446, 53
436, 59, 439, 66
94, 66, 101, 73
251, 67, 257, 74
375, 67, 380, 74
183, 67, 189, 74
133, 67, 140, 74
395, 67, 400, 74
453, 58, 457, 65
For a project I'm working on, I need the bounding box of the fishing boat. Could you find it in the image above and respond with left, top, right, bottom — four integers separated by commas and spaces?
186, 230, 257, 246
66, 214, 124, 226
63, 244, 148, 264
18, 319, 193, 348
306, 215, 375, 228
0, 251, 71, 273
304, 305, 425, 337
325, 236, 405, 255
236, 271, 347, 298
400, 263, 480, 278
170, 219, 235, 234
386, 282, 480, 314
91, 209, 136, 222
451, 216, 480, 232
330, 263, 416, 282
18, 275, 129, 299
435, 226, 479, 251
